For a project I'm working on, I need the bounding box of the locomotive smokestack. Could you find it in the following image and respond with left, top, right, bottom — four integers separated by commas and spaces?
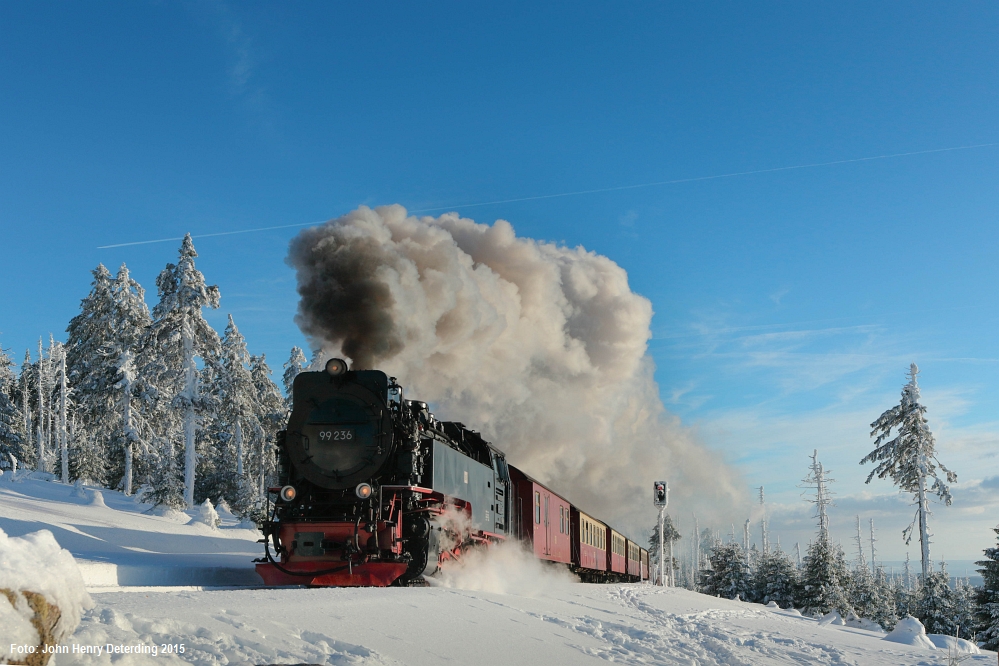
287, 205, 746, 532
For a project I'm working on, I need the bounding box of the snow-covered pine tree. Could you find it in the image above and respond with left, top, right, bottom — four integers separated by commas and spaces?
916, 566, 957, 636
200, 315, 258, 512
894, 568, 917, 619
66, 263, 151, 488
13, 350, 36, 469
752, 547, 798, 609
108, 265, 153, 492
950, 576, 978, 640
113, 351, 148, 495
282, 346, 308, 409
867, 566, 900, 631
796, 451, 852, 616
0, 345, 27, 469
65, 264, 115, 484
35, 338, 49, 471
141, 235, 221, 508
862, 363, 956, 581
248, 354, 284, 502
975, 524, 999, 650
649, 513, 681, 585
848, 561, 879, 624
700, 542, 751, 600
55, 341, 71, 483
799, 538, 853, 617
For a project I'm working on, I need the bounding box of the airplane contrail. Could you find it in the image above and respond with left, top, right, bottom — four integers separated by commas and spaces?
97, 141, 997, 249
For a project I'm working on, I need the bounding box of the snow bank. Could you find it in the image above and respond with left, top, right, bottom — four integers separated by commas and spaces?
819, 610, 846, 626
72, 481, 108, 508
883, 616, 936, 649
215, 499, 237, 522
844, 613, 886, 633
927, 633, 981, 654
431, 539, 576, 596
0, 527, 94, 661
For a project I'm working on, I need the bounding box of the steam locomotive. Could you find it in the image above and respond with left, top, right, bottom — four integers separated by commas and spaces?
255, 359, 649, 587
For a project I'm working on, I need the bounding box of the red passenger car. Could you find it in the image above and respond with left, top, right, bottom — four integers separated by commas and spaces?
570, 508, 608, 581
609, 529, 627, 575
509, 467, 572, 564
626, 540, 641, 580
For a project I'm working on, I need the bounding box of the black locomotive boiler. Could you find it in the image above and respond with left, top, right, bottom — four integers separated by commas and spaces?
255, 358, 649, 587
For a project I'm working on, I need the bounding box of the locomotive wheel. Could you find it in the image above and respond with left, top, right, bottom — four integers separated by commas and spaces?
403, 514, 430, 540
399, 523, 440, 583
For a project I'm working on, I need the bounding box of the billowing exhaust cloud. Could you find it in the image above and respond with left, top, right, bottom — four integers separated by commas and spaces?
288, 205, 745, 535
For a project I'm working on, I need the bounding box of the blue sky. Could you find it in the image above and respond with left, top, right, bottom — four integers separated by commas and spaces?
1, 2, 997, 560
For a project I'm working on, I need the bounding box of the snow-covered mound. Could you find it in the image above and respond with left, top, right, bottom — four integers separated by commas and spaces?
187, 499, 221, 529
0, 527, 94, 661
883, 616, 936, 648
927, 633, 982, 654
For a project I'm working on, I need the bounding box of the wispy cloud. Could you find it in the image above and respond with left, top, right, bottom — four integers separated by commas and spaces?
769, 286, 790, 305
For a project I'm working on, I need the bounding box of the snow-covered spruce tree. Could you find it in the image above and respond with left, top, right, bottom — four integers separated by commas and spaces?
248, 354, 285, 502
0, 345, 27, 468
54, 341, 72, 483
798, 538, 853, 617
867, 566, 900, 631
893, 570, 917, 619
862, 363, 956, 581
849, 562, 887, 627
916, 567, 957, 636
66, 263, 151, 489
752, 547, 799, 608
975, 524, 999, 650
950, 577, 978, 640
700, 542, 751, 600
141, 234, 221, 508
200, 315, 258, 511
13, 350, 37, 469
65, 264, 115, 484
649, 513, 682, 584
113, 350, 150, 496
282, 346, 308, 409
109, 265, 153, 493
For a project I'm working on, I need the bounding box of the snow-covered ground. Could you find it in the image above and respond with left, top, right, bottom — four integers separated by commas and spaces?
2, 472, 996, 665
0, 472, 262, 589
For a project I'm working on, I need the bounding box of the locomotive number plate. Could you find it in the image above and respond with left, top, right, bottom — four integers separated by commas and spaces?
317, 428, 355, 442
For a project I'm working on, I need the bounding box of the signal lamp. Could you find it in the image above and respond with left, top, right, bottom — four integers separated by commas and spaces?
279, 485, 297, 502
325, 358, 348, 376
355, 483, 373, 499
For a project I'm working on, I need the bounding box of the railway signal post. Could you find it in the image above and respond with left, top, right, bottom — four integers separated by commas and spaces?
653, 481, 669, 586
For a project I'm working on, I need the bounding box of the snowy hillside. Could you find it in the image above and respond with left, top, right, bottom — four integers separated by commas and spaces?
0, 473, 262, 588
2, 473, 995, 666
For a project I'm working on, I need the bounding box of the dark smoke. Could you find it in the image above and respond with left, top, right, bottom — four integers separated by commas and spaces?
288, 230, 402, 368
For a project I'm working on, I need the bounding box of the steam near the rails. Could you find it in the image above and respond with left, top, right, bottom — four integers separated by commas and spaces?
287, 205, 745, 533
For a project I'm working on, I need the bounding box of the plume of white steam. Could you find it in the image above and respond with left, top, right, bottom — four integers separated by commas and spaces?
430, 539, 576, 596
287, 205, 745, 537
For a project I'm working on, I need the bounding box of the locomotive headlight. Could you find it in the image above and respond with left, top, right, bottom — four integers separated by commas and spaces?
355, 483, 373, 499
325, 358, 348, 376
279, 485, 297, 502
